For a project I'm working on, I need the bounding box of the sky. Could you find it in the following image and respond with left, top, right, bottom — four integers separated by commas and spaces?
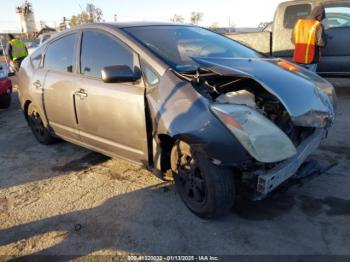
0, 0, 285, 32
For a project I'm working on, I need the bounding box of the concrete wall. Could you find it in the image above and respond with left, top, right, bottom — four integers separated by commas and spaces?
225, 32, 272, 55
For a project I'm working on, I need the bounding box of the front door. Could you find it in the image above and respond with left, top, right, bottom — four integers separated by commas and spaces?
75, 30, 148, 163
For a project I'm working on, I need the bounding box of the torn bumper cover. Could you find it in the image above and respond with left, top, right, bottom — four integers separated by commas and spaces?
256, 128, 324, 195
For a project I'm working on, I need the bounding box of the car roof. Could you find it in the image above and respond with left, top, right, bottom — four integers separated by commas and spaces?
67, 22, 195, 34
97, 22, 193, 29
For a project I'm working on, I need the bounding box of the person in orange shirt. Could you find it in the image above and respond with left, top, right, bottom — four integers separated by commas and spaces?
292, 5, 326, 72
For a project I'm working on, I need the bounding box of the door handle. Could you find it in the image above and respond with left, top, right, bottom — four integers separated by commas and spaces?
33, 80, 41, 88
74, 89, 88, 99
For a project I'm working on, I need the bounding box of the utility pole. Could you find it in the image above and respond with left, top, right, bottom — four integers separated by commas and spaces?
229, 16, 231, 33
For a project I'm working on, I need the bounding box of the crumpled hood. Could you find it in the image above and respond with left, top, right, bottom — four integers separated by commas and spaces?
192, 57, 336, 127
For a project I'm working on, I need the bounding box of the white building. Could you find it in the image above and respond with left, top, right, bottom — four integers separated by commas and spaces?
16, 0, 37, 34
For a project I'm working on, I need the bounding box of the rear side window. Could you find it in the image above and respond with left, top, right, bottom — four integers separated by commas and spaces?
80, 31, 134, 79
284, 4, 311, 28
44, 33, 77, 73
324, 3, 350, 28
30, 45, 45, 69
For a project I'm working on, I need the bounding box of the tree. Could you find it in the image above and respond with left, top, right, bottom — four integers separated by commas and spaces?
210, 22, 220, 29
171, 14, 184, 24
86, 4, 103, 22
69, 3, 103, 27
190, 12, 203, 25
69, 12, 90, 27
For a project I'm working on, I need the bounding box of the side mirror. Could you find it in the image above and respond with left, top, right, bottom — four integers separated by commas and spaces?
101, 65, 140, 83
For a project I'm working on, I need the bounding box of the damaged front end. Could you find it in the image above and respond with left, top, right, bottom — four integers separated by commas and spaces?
181, 57, 336, 197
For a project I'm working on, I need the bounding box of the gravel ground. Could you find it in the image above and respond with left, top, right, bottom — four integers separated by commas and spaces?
0, 81, 350, 260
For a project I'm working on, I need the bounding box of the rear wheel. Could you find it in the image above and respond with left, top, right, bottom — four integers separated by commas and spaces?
171, 141, 235, 219
28, 104, 57, 145
0, 94, 11, 109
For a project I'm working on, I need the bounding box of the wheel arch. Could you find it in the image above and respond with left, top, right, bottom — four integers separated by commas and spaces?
23, 100, 32, 122
157, 133, 175, 173
157, 132, 200, 173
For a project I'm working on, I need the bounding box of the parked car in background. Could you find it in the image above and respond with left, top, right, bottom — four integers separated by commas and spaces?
226, 0, 350, 77
0, 62, 12, 109
18, 23, 336, 218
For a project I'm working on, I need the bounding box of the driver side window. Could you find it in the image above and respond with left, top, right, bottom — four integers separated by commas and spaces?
80, 31, 135, 79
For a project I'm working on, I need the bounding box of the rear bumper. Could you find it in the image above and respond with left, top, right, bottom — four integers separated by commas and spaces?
255, 128, 325, 196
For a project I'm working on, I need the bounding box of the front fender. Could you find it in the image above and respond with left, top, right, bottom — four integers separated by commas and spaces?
147, 70, 252, 166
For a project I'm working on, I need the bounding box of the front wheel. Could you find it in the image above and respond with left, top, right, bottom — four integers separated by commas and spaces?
0, 94, 11, 109
28, 103, 57, 145
171, 141, 235, 219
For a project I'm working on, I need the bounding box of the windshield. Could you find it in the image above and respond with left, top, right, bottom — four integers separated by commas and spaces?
124, 25, 262, 72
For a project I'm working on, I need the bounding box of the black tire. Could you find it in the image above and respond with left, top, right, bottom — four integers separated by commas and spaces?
171, 141, 235, 219
0, 94, 11, 109
27, 103, 57, 145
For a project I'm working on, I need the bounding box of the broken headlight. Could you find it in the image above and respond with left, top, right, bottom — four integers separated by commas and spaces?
211, 104, 297, 163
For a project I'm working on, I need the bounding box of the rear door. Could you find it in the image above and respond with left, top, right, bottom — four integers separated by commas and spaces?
43, 33, 82, 141
75, 30, 148, 163
318, 1, 350, 76
25, 45, 48, 119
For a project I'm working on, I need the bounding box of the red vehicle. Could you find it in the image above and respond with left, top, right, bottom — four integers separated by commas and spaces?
0, 65, 12, 109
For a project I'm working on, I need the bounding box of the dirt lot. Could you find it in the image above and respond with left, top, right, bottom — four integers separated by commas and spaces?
0, 81, 350, 259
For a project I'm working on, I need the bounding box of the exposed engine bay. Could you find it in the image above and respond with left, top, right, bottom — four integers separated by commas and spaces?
183, 70, 315, 149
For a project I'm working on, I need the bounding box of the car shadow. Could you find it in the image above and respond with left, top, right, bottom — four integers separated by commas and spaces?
0, 92, 110, 189
4, 178, 346, 260
0, 182, 197, 259
0, 180, 301, 260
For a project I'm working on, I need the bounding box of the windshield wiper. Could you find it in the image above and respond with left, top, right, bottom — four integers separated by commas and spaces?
171, 67, 220, 95
174, 67, 215, 82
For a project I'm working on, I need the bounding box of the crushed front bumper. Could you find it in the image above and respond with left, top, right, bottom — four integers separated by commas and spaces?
255, 128, 325, 196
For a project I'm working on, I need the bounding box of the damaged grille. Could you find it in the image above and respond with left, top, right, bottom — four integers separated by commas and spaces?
256, 98, 315, 147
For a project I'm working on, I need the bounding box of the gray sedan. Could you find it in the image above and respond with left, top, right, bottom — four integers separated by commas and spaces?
17, 22, 336, 218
